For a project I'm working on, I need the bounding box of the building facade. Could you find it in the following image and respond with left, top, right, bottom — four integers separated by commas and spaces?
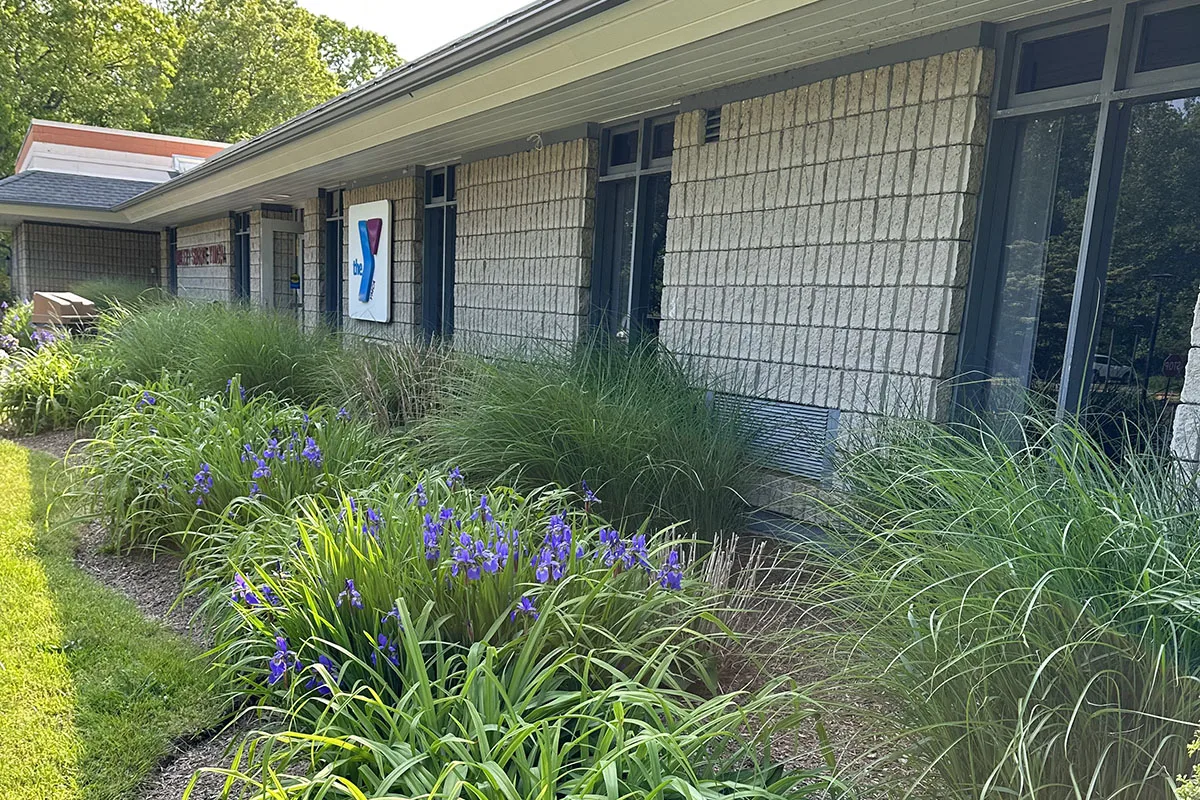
2, 0, 1199, 477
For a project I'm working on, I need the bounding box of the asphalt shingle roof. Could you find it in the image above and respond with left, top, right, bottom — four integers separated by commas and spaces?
0, 170, 158, 210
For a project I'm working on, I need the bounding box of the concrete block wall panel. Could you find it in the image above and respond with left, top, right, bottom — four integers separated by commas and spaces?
340, 176, 424, 343
1170, 291, 1200, 470
175, 217, 234, 303
663, 47, 994, 427
10, 221, 160, 298
454, 138, 597, 356
159, 231, 170, 289
301, 197, 324, 331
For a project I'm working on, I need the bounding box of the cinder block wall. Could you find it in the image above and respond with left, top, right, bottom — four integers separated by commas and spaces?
301, 197, 324, 331
340, 177, 424, 343
663, 48, 993, 432
175, 217, 233, 302
10, 221, 160, 298
454, 139, 597, 355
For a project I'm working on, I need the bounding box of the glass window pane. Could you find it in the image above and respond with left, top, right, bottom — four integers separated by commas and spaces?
429, 171, 446, 202
1016, 26, 1108, 93
1087, 96, 1200, 453
609, 130, 639, 168
1136, 5, 1200, 73
983, 110, 1099, 415
651, 121, 675, 160
642, 173, 671, 334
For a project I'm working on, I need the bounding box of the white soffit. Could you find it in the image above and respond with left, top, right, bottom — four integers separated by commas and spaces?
130, 0, 1082, 224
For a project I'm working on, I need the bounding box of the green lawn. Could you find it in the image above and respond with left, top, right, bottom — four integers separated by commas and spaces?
0, 440, 223, 800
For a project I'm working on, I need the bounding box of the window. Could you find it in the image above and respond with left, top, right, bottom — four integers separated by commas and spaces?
1015, 25, 1109, 94
423, 165, 457, 339
323, 189, 344, 327
963, 1, 1200, 455
1136, 4, 1200, 72
704, 108, 722, 144
167, 227, 177, 295
592, 115, 675, 339
232, 212, 251, 300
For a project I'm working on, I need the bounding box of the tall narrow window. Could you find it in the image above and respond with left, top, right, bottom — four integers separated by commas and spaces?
323, 189, 344, 327
232, 211, 251, 301
167, 227, 177, 295
592, 115, 675, 338
423, 165, 457, 339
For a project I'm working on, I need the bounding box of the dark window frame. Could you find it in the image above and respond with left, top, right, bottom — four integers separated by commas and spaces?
232, 211, 251, 301
960, 0, 1200, 419
322, 189, 344, 328
592, 113, 676, 339
423, 165, 457, 340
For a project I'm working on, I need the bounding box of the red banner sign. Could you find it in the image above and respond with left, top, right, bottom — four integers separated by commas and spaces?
176, 244, 227, 267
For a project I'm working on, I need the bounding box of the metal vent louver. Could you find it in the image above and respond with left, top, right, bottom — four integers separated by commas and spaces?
704, 108, 722, 143
711, 393, 838, 481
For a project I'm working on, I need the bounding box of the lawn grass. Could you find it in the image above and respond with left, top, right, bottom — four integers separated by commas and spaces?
0, 440, 223, 800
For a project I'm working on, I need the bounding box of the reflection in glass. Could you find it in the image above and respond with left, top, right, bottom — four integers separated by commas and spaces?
1088, 96, 1200, 452
642, 173, 672, 334
984, 110, 1098, 414
594, 178, 637, 336
1136, 6, 1200, 73
1016, 26, 1108, 94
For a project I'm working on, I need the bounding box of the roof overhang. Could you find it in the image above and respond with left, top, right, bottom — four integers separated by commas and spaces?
26, 0, 1087, 228
0, 203, 153, 231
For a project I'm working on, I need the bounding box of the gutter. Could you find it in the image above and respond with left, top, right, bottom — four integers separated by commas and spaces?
115, 0, 631, 211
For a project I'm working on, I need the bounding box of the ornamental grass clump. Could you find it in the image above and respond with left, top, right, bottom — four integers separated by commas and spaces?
0, 326, 98, 433
793, 414, 1200, 797
416, 337, 757, 539
76, 378, 402, 551
204, 470, 716, 705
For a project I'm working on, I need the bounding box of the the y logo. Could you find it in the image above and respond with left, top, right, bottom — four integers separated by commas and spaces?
357, 217, 383, 303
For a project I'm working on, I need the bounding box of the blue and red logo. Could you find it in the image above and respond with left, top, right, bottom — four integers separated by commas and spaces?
356, 217, 383, 303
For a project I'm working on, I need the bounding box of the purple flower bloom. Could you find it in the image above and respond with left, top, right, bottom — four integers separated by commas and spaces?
252, 458, 272, 480
301, 436, 322, 467
336, 407, 351, 421
362, 507, 382, 541
137, 391, 156, 409
370, 632, 400, 668
249, 481, 260, 497
260, 584, 282, 607
189, 463, 213, 506
240, 443, 254, 463
226, 378, 247, 402
582, 480, 600, 507
657, 550, 683, 590
446, 467, 463, 488
30, 328, 57, 349
422, 513, 442, 560
268, 636, 296, 685
410, 483, 428, 508
0, 333, 18, 354
232, 574, 261, 605
471, 495, 494, 523
510, 595, 538, 622
336, 578, 363, 609
305, 654, 338, 696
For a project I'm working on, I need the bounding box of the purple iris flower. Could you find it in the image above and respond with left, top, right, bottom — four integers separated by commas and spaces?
252, 458, 272, 480
336, 579, 363, 609
137, 391, 156, 409
259, 584, 282, 607
446, 467, 463, 488
370, 633, 400, 667
423, 513, 442, 560
249, 481, 260, 497
336, 407, 351, 421
305, 654, 338, 696
510, 595, 538, 622
362, 507, 383, 541
232, 573, 261, 605
657, 550, 683, 590
189, 463, 213, 506
268, 636, 296, 685
410, 483, 428, 508
301, 437, 323, 467
582, 480, 600, 507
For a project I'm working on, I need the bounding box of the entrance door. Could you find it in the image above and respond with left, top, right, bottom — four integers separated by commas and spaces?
261, 217, 305, 314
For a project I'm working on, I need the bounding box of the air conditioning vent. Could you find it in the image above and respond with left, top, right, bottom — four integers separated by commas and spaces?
710, 393, 838, 481
704, 108, 722, 143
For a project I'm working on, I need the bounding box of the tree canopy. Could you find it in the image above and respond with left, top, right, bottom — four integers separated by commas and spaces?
0, 0, 400, 174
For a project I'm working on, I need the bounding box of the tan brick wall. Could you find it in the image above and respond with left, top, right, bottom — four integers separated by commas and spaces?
341, 177, 424, 342
454, 139, 597, 355
176, 216, 233, 302
11, 222, 160, 298
663, 47, 993, 429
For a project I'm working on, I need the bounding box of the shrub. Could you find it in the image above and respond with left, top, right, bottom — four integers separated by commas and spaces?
316, 337, 458, 430
416, 339, 757, 538
1180, 732, 1200, 799
70, 278, 169, 311
76, 379, 403, 551
0, 299, 33, 350
795, 414, 1200, 797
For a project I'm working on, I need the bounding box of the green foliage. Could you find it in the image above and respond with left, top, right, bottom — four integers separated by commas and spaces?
0, 332, 88, 434
0, 442, 220, 800
93, 302, 339, 402
796, 415, 1200, 797
76, 379, 402, 551
417, 340, 757, 538
200, 604, 827, 800
1179, 732, 1200, 800
0, 0, 399, 174
1, 299, 33, 348
70, 278, 169, 311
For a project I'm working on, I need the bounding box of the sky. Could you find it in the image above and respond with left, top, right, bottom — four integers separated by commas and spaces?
297, 0, 534, 60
